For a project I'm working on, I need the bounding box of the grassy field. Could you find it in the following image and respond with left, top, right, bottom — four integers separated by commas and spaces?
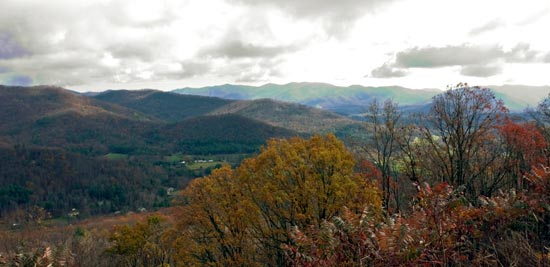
103, 153, 128, 160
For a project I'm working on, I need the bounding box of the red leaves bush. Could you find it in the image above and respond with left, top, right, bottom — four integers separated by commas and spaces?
285, 171, 550, 266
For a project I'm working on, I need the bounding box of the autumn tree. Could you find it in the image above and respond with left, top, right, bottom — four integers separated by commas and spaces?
497, 119, 546, 189
171, 166, 260, 266
363, 99, 402, 211
172, 135, 381, 266
416, 83, 508, 198
107, 215, 174, 267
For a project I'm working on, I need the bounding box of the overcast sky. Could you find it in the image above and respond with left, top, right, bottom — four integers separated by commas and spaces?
1, 0, 549, 91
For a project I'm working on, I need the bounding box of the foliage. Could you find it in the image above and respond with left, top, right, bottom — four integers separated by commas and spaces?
497, 119, 547, 188
285, 179, 550, 267
172, 135, 382, 266
107, 215, 174, 267
0, 146, 189, 220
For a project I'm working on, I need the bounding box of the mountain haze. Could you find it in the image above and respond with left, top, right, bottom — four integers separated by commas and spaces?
174, 82, 550, 113
173, 82, 440, 115
209, 98, 355, 133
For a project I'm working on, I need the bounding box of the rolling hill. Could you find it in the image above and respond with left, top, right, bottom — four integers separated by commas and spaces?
174, 82, 550, 113
94, 89, 356, 133
209, 98, 356, 133
95, 89, 234, 122
0, 85, 302, 219
152, 114, 298, 154
0, 85, 298, 155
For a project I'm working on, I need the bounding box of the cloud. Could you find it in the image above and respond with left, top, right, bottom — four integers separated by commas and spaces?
4, 75, 33, 86
155, 61, 213, 80
372, 43, 550, 79
0, 0, 309, 88
369, 63, 408, 78
469, 19, 505, 36
460, 64, 502, 77
231, 0, 392, 20
233, 59, 283, 83
517, 8, 550, 26
230, 0, 395, 37
201, 41, 297, 59
0, 33, 29, 59
394, 45, 504, 68
506, 43, 539, 62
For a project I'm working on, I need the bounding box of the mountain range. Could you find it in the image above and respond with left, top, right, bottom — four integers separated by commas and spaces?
0, 85, 305, 156
2, 82, 548, 220
173, 82, 550, 114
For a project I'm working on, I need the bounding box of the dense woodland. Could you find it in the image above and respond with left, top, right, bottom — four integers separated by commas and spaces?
2, 84, 550, 266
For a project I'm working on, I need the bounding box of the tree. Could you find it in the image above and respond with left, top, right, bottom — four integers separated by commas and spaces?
529, 94, 550, 166
364, 99, 402, 211
172, 135, 382, 266
497, 119, 546, 189
172, 166, 260, 266
417, 83, 508, 198
107, 215, 173, 267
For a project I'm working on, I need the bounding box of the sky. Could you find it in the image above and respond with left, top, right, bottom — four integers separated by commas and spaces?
0, 0, 549, 92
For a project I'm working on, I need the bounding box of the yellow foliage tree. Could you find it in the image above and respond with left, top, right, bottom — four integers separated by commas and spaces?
172, 134, 381, 266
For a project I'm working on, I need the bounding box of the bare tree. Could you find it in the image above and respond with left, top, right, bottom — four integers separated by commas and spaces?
417, 83, 508, 198
364, 99, 402, 211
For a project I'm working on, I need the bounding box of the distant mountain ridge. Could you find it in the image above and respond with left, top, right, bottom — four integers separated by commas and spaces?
173, 82, 550, 114
95, 88, 354, 133
0, 85, 298, 155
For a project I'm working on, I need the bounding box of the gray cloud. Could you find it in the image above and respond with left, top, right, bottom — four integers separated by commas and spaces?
230, 0, 395, 37
234, 60, 283, 83
0, 1, 189, 87
394, 45, 504, 68
4, 75, 33, 86
201, 41, 297, 59
108, 38, 173, 62
460, 64, 502, 77
506, 43, 539, 62
469, 19, 505, 36
0, 33, 29, 59
372, 43, 550, 78
231, 0, 390, 20
369, 63, 408, 78
156, 61, 213, 80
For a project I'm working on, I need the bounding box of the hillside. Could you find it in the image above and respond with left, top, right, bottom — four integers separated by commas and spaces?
0, 85, 298, 155
0, 85, 302, 220
151, 114, 298, 154
95, 89, 234, 122
209, 98, 356, 133
0, 85, 153, 130
0, 85, 159, 154
94, 89, 355, 134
